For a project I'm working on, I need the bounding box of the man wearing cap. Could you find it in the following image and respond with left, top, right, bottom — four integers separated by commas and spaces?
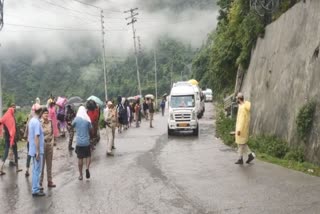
235, 92, 255, 164
28, 104, 45, 197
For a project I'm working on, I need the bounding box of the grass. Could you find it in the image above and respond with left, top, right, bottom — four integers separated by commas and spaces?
215, 107, 320, 177
258, 152, 320, 177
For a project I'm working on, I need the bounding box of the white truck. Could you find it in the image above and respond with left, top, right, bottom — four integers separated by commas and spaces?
167, 82, 200, 136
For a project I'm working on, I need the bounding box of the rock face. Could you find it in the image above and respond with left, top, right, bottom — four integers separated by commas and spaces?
241, 0, 320, 164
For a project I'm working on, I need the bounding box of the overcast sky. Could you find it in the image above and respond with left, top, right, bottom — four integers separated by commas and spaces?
0, 0, 218, 63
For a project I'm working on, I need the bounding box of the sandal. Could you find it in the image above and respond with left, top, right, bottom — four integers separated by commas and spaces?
16, 169, 23, 173
0, 171, 6, 176
78, 176, 83, 180
25, 171, 30, 177
86, 169, 90, 179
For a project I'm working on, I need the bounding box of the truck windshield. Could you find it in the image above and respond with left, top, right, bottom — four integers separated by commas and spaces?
170, 95, 194, 108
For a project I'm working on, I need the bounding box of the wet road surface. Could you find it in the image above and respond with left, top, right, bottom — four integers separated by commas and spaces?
1, 103, 320, 214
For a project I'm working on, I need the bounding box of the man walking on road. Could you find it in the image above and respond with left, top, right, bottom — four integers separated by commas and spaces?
148, 98, 155, 128
234, 93, 255, 164
66, 105, 76, 150
28, 104, 46, 197
105, 101, 117, 156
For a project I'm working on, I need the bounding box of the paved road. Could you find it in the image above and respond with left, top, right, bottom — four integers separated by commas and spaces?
0, 103, 320, 214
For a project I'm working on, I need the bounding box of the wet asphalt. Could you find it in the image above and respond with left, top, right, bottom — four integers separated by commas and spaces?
0, 103, 320, 214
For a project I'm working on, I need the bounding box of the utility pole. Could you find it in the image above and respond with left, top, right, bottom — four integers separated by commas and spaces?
100, 9, 108, 101
138, 36, 142, 55
154, 49, 158, 107
0, 0, 4, 116
0, 0, 4, 30
124, 8, 142, 96
0, 64, 2, 117
171, 63, 173, 87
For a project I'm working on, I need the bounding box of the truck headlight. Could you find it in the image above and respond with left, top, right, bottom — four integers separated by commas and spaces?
170, 113, 174, 120
192, 111, 196, 120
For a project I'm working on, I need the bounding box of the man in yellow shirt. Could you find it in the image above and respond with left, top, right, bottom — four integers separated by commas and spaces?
235, 93, 255, 164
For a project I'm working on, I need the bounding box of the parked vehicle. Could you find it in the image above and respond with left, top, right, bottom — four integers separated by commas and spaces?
167, 81, 199, 136
203, 89, 213, 102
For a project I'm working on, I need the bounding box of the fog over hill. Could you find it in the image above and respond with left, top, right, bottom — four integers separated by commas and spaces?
0, 0, 218, 63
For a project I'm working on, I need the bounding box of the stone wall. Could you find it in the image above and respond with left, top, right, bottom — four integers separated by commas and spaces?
241, 0, 320, 164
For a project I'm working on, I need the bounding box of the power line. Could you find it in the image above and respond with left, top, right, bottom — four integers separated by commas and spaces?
5, 23, 100, 31
27, 1, 100, 24
43, 0, 100, 17
71, 0, 100, 9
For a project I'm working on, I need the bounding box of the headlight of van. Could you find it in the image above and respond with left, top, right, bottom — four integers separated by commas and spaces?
191, 111, 196, 120
170, 113, 174, 120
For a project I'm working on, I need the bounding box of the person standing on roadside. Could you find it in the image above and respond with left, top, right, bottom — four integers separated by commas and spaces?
142, 99, 149, 120
72, 106, 92, 180
148, 98, 155, 128
66, 105, 76, 150
105, 101, 117, 156
40, 108, 56, 189
28, 104, 45, 197
160, 98, 166, 116
48, 99, 59, 142
0, 104, 22, 175
135, 99, 141, 128
234, 93, 255, 165
25, 98, 41, 177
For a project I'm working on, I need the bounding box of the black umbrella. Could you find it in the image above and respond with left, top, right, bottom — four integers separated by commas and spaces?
66, 96, 83, 106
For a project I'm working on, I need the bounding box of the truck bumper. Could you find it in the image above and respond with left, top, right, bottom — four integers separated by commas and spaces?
168, 120, 198, 130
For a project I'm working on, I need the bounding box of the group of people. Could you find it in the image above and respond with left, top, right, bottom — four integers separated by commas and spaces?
0, 94, 161, 197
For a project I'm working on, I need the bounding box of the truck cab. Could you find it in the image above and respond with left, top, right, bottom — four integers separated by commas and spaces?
167, 82, 199, 136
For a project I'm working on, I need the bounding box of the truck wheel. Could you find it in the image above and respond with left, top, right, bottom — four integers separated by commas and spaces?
168, 127, 173, 136
193, 125, 199, 136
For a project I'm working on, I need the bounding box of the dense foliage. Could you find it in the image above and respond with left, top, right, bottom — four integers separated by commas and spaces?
1, 36, 195, 106
192, 0, 300, 96
296, 100, 316, 142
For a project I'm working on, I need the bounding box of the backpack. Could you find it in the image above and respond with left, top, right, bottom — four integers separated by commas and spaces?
118, 104, 126, 120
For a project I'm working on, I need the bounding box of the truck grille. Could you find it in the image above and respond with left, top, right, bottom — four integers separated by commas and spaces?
174, 113, 191, 121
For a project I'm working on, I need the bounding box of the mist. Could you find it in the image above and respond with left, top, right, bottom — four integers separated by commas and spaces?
0, 0, 219, 63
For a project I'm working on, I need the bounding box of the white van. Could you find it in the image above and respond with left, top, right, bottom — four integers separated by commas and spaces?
167, 82, 199, 136
203, 89, 213, 102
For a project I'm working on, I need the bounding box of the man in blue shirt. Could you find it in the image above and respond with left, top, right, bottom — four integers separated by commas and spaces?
28, 104, 45, 197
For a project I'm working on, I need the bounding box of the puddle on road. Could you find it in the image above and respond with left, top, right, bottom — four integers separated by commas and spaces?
136, 134, 168, 183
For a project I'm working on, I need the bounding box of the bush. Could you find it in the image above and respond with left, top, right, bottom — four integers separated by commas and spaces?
99, 114, 106, 129
284, 148, 305, 162
249, 136, 289, 159
296, 101, 316, 142
15, 111, 28, 141
216, 110, 236, 147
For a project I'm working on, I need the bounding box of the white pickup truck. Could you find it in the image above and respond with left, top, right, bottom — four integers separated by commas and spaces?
167, 82, 199, 136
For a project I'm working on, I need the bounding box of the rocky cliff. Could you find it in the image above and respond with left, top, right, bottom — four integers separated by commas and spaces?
241, 0, 320, 164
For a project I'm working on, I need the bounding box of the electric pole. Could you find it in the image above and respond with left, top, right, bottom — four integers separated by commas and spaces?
154, 49, 158, 107
0, 65, 2, 117
100, 9, 108, 101
138, 36, 142, 55
0, 0, 4, 116
0, 0, 4, 30
124, 8, 142, 96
